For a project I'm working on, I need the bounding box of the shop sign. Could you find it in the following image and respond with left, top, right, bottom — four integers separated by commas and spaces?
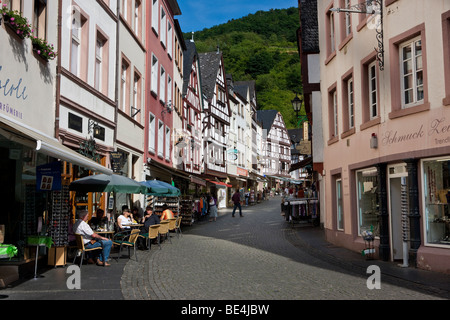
237, 167, 248, 177
36, 161, 62, 191
381, 117, 450, 147
297, 141, 311, 155
0, 65, 28, 122
110, 151, 125, 173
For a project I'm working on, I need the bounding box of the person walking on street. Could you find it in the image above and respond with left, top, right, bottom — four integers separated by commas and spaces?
209, 194, 218, 222
231, 190, 243, 217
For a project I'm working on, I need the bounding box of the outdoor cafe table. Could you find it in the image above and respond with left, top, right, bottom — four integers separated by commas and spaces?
27, 236, 53, 279
96, 230, 115, 239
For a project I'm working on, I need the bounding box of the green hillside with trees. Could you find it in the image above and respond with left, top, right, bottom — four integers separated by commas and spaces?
184, 7, 303, 129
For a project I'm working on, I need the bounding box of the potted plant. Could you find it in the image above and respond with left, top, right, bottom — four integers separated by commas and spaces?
30, 36, 57, 61
0, 3, 32, 39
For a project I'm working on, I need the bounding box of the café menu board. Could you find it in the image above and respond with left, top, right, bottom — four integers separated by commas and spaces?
110, 151, 125, 173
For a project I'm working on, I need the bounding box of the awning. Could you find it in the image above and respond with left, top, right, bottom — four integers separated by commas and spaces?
205, 179, 232, 188
0, 116, 113, 175
190, 175, 207, 186
289, 157, 312, 173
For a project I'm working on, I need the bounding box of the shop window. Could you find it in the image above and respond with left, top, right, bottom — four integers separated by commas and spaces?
356, 167, 380, 237
422, 158, 450, 247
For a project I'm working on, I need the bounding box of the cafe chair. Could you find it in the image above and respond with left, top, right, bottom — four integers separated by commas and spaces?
174, 216, 182, 238
139, 224, 161, 250
159, 220, 171, 244
112, 229, 140, 262
73, 234, 103, 269
168, 218, 177, 238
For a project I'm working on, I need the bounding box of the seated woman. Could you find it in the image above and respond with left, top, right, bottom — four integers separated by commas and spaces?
117, 208, 132, 230
160, 204, 174, 221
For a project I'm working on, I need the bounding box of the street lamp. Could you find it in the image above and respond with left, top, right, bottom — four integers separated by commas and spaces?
291, 94, 303, 114
291, 94, 307, 128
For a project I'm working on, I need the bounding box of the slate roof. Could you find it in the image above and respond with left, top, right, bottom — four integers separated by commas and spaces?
256, 110, 278, 132
299, 0, 319, 53
198, 51, 223, 101
182, 40, 199, 97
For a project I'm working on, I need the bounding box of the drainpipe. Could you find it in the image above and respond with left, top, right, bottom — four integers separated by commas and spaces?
55, 0, 63, 139
113, 0, 120, 151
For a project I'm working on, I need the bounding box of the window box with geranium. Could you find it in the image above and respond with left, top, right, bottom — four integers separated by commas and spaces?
0, 4, 32, 39
31, 36, 57, 62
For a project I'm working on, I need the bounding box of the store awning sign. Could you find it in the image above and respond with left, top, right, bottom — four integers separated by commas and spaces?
36, 161, 62, 191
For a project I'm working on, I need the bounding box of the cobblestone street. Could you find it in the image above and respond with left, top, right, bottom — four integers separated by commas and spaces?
121, 198, 448, 300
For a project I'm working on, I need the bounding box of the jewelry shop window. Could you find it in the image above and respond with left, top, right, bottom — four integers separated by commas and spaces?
356, 167, 380, 237
422, 158, 450, 247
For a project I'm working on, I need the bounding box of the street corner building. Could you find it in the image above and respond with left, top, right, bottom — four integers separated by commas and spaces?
311, 0, 450, 273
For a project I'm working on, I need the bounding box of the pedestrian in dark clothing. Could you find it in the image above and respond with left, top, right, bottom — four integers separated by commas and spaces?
231, 190, 243, 217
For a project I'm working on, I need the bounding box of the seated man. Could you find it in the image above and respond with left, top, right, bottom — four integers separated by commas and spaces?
142, 205, 160, 230
73, 210, 112, 266
160, 204, 174, 221
139, 206, 161, 248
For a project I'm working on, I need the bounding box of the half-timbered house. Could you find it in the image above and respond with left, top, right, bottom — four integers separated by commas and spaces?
257, 110, 291, 186
198, 51, 231, 203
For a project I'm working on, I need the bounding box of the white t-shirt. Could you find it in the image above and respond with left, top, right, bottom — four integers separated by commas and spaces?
118, 215, 132, 229
73, 219, 94, 245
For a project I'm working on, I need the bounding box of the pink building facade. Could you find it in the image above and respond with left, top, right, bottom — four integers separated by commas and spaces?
144, 0, 181, 181
318, 0, 450, 273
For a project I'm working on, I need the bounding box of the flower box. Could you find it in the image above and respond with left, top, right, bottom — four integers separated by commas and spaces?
1, 9, 32, 39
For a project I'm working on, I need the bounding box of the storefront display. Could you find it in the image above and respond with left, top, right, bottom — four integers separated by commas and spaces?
422, 158, 450, 246
356, 168, 380, 237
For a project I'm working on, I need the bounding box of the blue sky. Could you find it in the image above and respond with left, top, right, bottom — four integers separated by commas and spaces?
177, 0, 299, 33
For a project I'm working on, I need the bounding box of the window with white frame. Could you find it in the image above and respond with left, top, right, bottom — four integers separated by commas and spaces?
151, 54, 158, 95
151, 0, 158, 34
160, 8, 166, 47
70, 12, 81, 76
348, 78, 354, 129
345, 0, 351, 37
158, 120, 164, 158
149, 113, 156, 153
121, 60, 129, 112
33, 0, 47, 40
133, 73, 141, 120
167, 22, 173, 58
95, 36, 104, 91
134, 0, 141, 37
336, 178, 344, 231
167, 76, 172, 108
329, 89, 338, 139
400, 36, 424, 108
160, 66, 166, 103
165, 126, 170, 161
368, 61, 378, 119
